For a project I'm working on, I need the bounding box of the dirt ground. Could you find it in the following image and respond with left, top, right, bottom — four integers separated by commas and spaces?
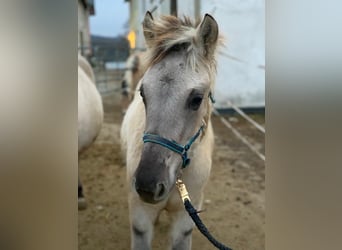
78, 78, 265, 250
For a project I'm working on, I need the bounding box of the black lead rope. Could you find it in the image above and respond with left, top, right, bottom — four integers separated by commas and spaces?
176, 180, 233, 250
184, 200, 232, 250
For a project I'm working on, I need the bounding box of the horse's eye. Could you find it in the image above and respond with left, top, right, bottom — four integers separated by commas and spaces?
139, 86, 145, 98
189, 95, 203, 110
139, 85, 146, 105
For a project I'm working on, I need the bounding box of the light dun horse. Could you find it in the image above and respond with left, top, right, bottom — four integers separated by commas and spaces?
78, 54, 104, 208
121, 12, 219, 250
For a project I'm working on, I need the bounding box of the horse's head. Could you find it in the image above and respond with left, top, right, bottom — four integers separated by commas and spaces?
134, 12, 219, 204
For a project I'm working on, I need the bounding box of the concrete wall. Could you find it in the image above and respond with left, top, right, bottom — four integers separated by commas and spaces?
202, 0, 265, 108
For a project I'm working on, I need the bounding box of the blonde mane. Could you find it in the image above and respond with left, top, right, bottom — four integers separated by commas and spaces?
143, 15, 220, 88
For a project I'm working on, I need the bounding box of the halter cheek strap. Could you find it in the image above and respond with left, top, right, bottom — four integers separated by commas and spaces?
143, 125, 204, 168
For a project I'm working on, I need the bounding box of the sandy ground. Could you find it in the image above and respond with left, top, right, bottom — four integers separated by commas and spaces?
78, 78, 265, 250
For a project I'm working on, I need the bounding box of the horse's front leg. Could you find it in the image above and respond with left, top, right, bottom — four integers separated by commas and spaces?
129, 196, 160, 250
169, 209, 195, 250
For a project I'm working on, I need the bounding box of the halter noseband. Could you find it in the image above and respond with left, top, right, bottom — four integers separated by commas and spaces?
143, 124, 204, 168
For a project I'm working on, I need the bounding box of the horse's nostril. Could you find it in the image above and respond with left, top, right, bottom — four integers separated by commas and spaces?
134, 179, 167, 203
155, 182, 166, 200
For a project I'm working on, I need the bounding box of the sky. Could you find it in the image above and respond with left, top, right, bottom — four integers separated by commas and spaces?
90, 0, 129, 37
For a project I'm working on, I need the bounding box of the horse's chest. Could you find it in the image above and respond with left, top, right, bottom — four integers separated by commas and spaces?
165, 188, 184, 212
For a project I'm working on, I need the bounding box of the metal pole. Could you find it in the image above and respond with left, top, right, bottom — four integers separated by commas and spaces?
195, 0, 201, 21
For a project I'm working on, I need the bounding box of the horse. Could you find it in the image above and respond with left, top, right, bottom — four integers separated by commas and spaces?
120, 12, 219, 250
78, 54, 104, 209
121, 51, 146, 114
78, 54, 96, 83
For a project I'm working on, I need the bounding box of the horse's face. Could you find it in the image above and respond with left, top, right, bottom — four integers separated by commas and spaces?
133, 12, 218, 204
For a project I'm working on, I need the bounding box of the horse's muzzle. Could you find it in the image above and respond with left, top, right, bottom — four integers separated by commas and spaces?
133, 143, 176, 204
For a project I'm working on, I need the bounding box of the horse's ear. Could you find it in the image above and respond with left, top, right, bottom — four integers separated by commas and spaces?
197, 14, 219, 58
143, 11, 154, 47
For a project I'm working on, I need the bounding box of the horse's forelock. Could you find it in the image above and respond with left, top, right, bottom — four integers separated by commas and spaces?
145, 15, 217, 88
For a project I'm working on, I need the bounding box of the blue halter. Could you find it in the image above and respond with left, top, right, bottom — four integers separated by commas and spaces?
143, 125, 204, 168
